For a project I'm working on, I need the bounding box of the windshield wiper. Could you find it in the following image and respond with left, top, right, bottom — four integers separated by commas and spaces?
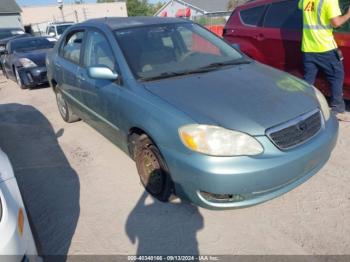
139, 59, 252, 82
195, 59, 252, 71
139, 71, 196, 81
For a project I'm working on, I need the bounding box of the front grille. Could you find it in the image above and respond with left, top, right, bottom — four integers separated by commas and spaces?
40, 72, 47, 81
266, 109, 323, 150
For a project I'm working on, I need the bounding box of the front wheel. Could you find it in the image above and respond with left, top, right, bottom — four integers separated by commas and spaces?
3, 69, 8, 79
55, 88, 80, 123
135, 135, 174, 202
15, 67, 26, 89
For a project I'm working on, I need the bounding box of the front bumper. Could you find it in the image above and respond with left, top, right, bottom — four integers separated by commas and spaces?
160, 115, 339, 210
0, 178, 38, 261
17, 67, 48, 88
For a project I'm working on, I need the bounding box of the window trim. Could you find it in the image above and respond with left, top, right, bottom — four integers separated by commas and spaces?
239, 4, 268, 28
59, 29, 86, 66
82, 27, 118, 72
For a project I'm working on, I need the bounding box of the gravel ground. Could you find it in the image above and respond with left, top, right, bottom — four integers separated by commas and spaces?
0, 74, 349, 257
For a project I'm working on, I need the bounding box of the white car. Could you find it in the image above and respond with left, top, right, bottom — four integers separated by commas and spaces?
0, 148, 40, 261
46, 22, 74, 39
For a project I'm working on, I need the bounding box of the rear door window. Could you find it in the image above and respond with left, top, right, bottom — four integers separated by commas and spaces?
239, 5, 266, 26
263, 0, 302, 29
60, 30, 84, 64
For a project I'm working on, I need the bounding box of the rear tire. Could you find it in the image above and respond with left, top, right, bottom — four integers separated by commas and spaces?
55, 87, 80, 123
135, 135, 174, 202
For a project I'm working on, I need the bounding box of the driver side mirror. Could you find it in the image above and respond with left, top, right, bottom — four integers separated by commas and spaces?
88, 66, 119, 81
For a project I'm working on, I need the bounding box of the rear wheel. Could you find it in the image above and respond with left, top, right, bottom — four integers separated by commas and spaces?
55, 88, 80, 123
135, 135, 174, 202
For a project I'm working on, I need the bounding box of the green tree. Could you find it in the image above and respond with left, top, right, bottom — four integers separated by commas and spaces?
126, 0, 150, 16
148, 2, 165, 15
97, 0, 165, 17
227, 0, 247, 10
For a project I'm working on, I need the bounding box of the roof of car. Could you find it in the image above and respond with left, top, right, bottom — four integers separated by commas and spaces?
0, 28, 23, 31
0, 34, 31, 45
237, 0, 275, 9
83, 17, 190, 30
10, 36, 56, 43
49, 22, 75, 26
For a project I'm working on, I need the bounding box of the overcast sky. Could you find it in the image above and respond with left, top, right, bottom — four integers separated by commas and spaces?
16, 0, 163, 6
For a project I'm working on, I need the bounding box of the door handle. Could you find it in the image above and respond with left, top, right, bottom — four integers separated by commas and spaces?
55, 62, 61, 69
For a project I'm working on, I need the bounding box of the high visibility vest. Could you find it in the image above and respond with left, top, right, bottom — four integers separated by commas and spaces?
298, 0, 341, 53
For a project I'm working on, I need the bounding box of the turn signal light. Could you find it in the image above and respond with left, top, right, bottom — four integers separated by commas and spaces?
18, 208, 24, 236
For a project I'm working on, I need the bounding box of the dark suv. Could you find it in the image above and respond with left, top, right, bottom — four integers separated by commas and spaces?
223, 0, 350, 99
0, 28, 26, 71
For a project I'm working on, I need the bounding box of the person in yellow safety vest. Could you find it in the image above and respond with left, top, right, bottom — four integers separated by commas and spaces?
299, 0, 350, 121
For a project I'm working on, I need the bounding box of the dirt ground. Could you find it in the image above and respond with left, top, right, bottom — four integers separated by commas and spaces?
0, 74, 349, 256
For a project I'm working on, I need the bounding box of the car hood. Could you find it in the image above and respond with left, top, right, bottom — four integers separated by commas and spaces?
0, 148, 14, 183
143, 62, 319, 136
16, 48, 50, 67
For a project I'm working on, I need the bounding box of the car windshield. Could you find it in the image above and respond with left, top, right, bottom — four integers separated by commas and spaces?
12, 38, 56, 53
57, 24, 72, 35
114, 23, 246, 81
0, 29, 25, 40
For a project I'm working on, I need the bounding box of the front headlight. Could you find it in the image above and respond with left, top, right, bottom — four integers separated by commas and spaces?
313, 86, 330, 121
19, 58, 37, 68
179, 124, 263, 156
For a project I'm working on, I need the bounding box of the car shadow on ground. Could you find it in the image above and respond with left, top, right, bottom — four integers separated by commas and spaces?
0, 103, 80, 261
28, 83, 51, 90
125, 190, 204, 255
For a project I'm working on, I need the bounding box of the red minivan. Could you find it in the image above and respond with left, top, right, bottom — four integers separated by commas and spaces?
223, 0, 350, 99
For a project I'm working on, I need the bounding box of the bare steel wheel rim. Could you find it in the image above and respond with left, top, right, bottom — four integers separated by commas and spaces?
56, 91, 67, 118
141, 148, 164, 195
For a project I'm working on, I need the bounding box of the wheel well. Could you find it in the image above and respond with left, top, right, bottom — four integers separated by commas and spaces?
128, 127, 156, 160
128, 127, 175, 196
50, 79, 58, 92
